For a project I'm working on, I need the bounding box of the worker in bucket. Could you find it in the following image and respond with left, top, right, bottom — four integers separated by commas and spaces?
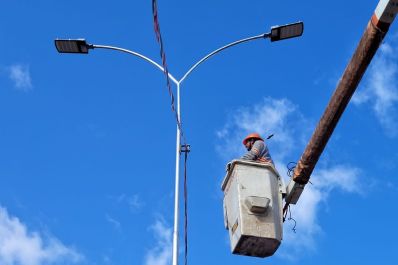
241, 132, 274, 164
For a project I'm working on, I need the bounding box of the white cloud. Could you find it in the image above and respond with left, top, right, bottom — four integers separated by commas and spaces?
0, 206, 83, 265
102, 255, 113, 265
216, 97, 362, 260
352, 41, 398, 137
8, 64, 33, 91
216, 97, 310, 163
105, 214, 121, 231
314, 165, 362, 193
127, 194, 144, 212
110, 193, 144, 212
279, 165, 361, 259
144, 218, 172, 265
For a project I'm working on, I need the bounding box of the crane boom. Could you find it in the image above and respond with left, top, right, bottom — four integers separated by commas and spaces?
285, 0, 398, 209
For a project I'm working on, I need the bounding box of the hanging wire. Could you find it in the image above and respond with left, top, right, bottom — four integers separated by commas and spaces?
182, 145, 190, 265
151, 0, 186, 144
152, 3, 191, 263
286, 162, 297, 178
284, 161, 298, 232
152, 3, 193, 263
283, 205, 297, 233
286, 161, 312, 184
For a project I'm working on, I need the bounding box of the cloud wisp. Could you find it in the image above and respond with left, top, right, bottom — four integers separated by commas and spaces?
216, 97, 310, 163
110, 193, 144, 213
352, 41, 398, 137
0, 206, 83, 265
143, 218, 172, 265
279, 165, 362, 260
216, 97, 362, 260
105, 214, 121, 231
8, 64, 33, 91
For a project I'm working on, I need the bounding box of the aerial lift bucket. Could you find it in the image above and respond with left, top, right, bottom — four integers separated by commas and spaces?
221, 159, 285, 258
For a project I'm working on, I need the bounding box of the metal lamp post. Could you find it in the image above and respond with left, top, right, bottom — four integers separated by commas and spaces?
54, 21, 303, 265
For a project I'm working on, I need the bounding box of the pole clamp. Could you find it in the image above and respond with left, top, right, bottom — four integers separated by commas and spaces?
180, 144, 191, 153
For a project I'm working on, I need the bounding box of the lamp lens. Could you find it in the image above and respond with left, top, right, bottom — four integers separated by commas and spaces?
280, 23, 303, 39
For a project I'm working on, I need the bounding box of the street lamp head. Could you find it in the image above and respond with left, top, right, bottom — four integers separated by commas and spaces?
270, 21, 304, 42
54, 39, 92, 54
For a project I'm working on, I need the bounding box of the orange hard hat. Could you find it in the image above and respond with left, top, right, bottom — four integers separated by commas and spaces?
242, 132, 264, 145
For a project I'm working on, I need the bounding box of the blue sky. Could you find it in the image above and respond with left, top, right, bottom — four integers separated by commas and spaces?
1, 0, 397, 265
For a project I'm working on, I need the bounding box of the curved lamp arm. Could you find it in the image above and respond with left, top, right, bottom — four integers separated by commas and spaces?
178, 33, 270, 85
92, 44, 179, 85
54, 39, 179, 86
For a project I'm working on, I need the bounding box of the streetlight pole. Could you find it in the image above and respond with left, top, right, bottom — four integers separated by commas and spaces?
173, 81, 181, 265
54, 21, 303, 265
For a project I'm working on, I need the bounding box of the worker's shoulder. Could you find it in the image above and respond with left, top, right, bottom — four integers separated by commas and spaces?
253, 140, 265, 148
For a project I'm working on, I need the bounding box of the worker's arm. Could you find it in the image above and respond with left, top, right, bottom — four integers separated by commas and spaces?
241, 141, 264, 161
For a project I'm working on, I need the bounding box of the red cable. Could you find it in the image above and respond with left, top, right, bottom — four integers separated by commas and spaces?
151, 2, 189, 265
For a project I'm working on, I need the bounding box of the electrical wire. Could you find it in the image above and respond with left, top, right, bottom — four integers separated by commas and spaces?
151, 3, 192, 263
283, 205, 297, 233
183, 145, 190, 265
287, 162, 297, 178
287, 205, 297, 233
283, 162, 298, 231
151, 0, 186, 144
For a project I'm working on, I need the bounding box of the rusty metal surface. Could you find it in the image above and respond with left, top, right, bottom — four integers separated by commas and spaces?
292, 21, 387, 185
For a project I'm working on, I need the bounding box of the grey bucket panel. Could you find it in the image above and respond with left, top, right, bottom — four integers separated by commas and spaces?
222, 159, 284, 258
221, 160, 280, 191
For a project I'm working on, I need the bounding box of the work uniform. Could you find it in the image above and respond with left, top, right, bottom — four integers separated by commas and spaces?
241, 140, 274, 164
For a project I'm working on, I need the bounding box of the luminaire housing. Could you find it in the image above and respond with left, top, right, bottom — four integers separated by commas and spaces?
270, 22, 304, 42
54, 39, 90, 54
